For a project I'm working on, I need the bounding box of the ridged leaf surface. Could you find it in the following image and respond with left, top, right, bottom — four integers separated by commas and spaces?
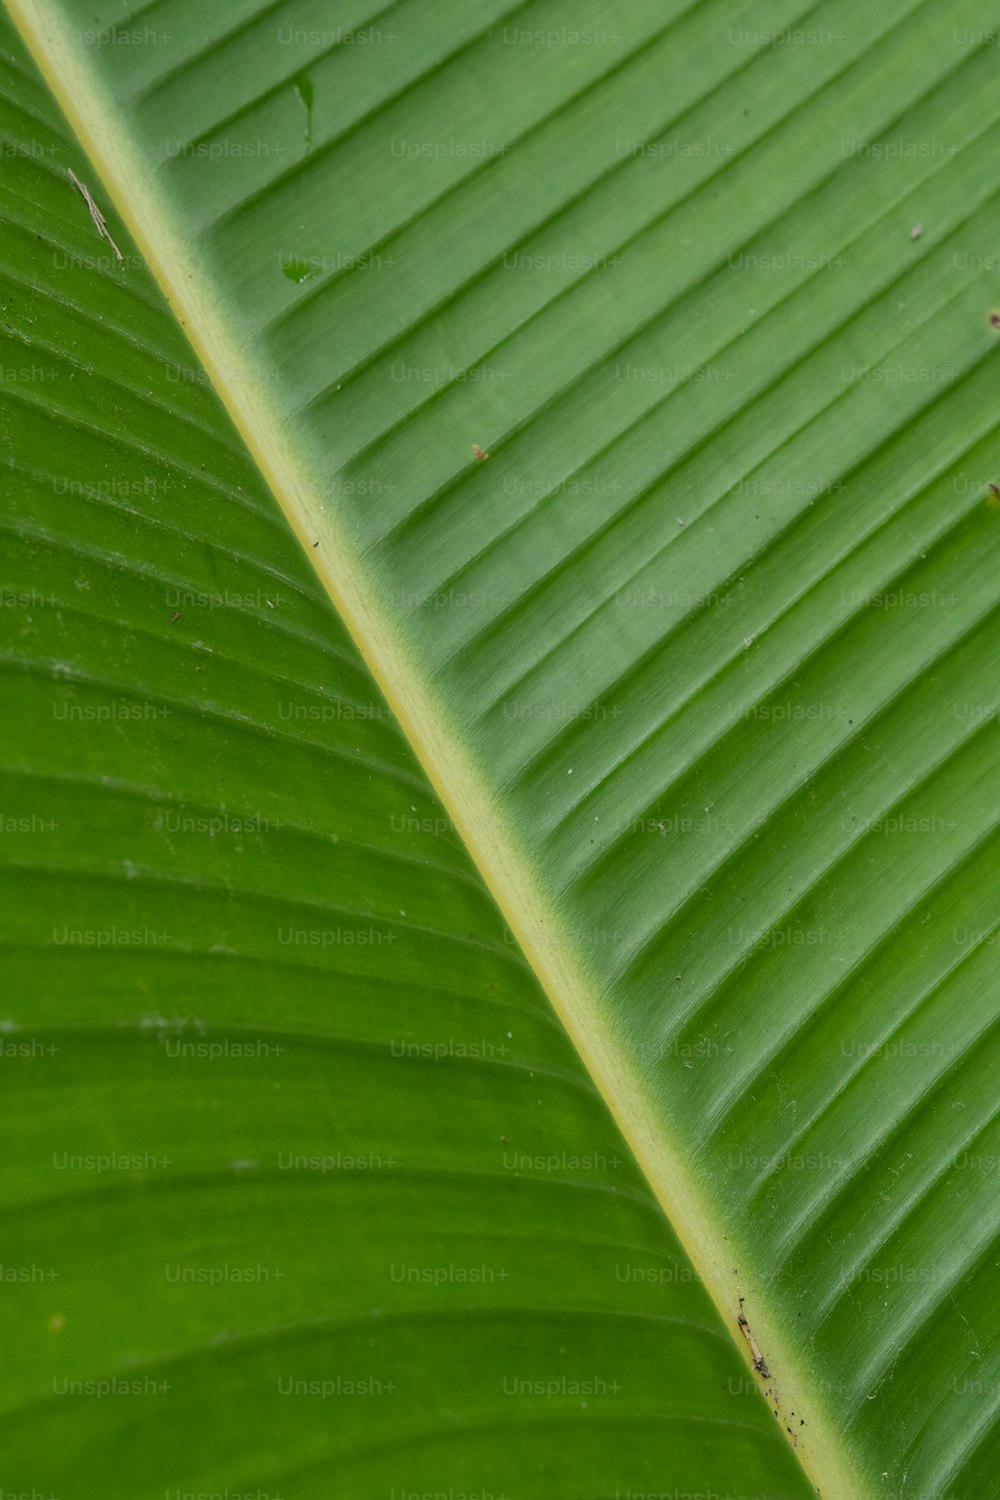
4, 2, 1000, 1496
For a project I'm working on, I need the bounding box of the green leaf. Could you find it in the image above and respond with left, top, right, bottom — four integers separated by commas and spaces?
0, 14, 813, 1500
4, 2, 1000, 1497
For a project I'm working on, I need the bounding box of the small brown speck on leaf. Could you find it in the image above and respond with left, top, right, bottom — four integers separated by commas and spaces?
170, 611, 179, 622
472, 444, 489, 462
991, 312, 1000, 330
737, 1312, 771, 1379
68, 169, 124, 264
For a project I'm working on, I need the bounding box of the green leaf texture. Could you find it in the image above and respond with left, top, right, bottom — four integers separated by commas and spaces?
0, 13, 815, 1500
5, 1, 1000, 1496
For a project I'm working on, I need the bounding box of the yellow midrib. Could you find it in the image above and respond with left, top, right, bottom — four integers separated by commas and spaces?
8, 4, 869, 1496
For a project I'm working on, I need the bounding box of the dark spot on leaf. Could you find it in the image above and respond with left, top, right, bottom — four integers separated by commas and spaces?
294, 75, 314, 150
282, 259, 321, 285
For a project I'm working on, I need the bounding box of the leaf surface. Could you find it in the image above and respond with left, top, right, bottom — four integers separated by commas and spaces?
5, 2, 1000, 1496
0, 14, 814, 1500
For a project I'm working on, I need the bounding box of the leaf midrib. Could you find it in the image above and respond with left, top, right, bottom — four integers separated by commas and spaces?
5, 4, 878, 1496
